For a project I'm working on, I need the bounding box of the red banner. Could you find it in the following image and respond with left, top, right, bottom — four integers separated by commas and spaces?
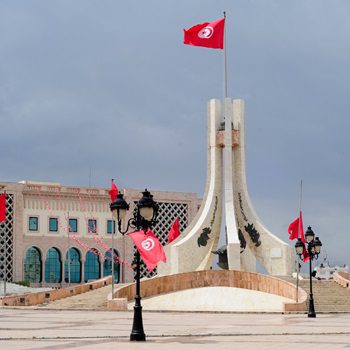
129, 229, 166, 271
0, 192, 6, 222
168, 217, 180, 243
183, 18, 225, 49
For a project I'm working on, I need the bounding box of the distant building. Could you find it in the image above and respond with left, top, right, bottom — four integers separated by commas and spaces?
0, 181, 201, 286
314, 260, 349, 280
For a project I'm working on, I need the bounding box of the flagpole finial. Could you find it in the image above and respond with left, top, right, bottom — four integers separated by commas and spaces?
223, 11, 226, 18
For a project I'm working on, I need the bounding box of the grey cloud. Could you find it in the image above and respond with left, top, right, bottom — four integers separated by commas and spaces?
1, 0, 349, 267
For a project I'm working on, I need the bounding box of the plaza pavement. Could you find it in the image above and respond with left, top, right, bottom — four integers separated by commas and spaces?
0, 309, 349, 349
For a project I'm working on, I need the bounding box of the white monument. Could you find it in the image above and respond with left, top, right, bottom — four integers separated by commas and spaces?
158, 98, 294, 276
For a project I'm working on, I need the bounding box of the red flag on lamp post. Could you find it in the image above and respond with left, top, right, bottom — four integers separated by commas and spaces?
0, 192, 5, 222
299, 212, 310, 262
298, 211, 306, 244
129, 229, 166, 271
108, 180, 118, 203
183, 18, 225, 49
168, 218, 180, 244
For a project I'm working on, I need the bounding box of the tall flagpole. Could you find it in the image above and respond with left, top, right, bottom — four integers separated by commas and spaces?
4, 246, 6, 297
67, 212, 71, 286
296, 179, 303, 302
111, 220, 115, 298
299, 180, 303, 214
223, 11, 228, 100
122, 189, 126, 283
1, 224, 6, 297
110, 178, 115, 296
2, 192, 7, 297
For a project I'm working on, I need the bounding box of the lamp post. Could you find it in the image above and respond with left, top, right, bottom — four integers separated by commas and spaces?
110, 189, 158, 342
111, 223, 115, 297
295, 226, 322, 318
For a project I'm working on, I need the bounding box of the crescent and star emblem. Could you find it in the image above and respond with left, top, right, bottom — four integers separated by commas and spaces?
198, 26, 214, 39
141, 238, 155, 251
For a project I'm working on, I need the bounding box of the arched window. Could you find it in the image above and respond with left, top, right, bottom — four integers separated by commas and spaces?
64, 247, 81, 283
24, 246, 42, 283
45, 248, 62, 283
84, 249, 100, 282
103, 249, 120, 283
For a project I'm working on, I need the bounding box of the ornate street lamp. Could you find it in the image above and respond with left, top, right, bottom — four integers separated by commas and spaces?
295, 226, 322, 318
110, 189, 158, 341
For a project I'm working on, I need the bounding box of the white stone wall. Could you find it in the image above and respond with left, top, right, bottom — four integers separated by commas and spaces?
139, 287, 294, 312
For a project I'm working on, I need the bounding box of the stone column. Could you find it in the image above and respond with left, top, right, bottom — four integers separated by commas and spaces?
224, 97, 241, 270
42, 257, 46, 286
81, 257, 85, 283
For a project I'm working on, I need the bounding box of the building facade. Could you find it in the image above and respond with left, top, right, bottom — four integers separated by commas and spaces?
0, 181, 201, 286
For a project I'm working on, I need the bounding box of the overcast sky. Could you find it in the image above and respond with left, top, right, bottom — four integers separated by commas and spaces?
1, 1, 350, 269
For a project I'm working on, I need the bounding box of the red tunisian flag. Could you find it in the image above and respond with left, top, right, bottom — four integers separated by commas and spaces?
183, 18, 225, 49
108, 180, 118, 202
288, 216, 300, 241
0, 192, 6, 222
288, 211, 309, 262
129, 229, 166, 271
168, 218, 180, 243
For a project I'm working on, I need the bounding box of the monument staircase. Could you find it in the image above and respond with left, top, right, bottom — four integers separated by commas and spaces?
6, 274, 350, 312
280, 277, 350, 313
37, 285, 112, 309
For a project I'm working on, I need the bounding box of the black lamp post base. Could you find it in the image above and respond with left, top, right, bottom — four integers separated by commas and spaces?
130, 302, 146, 341
130, 333, 146, 341
308, 294, 316, 318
